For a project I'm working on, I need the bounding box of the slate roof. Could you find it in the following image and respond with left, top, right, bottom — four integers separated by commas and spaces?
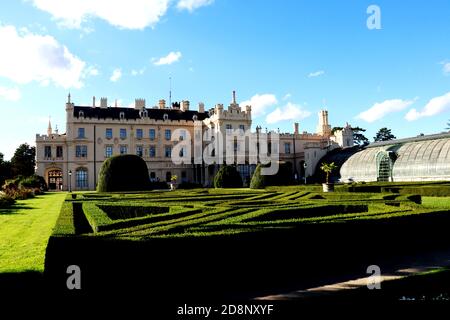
73, 105, 210, 121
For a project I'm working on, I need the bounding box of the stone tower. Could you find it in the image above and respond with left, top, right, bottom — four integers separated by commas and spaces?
316, 110, 331, 137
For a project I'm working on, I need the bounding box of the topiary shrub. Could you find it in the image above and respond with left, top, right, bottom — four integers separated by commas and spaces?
214, 165, 243, 188
19, 175, 48, 191
250, 164, 265, 189
97, 155, 150, 192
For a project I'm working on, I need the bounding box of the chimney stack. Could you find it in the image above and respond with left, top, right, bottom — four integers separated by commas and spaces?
294, 122, 299, 134
159, 99, 166, 109
181, 100, 190, 111
100, 97, 107, 108
135, 98, 146, 109
198, 102, 205, 113
92, 96, 96, 107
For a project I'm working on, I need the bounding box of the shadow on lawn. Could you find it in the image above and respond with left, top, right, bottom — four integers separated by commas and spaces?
0, 204, 35, 215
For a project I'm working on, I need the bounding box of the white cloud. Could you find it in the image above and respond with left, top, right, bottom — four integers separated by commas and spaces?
177, 0, 214, 12
0, 86, 21, 101
356, 98, 415, 123
87, 66, 99, 76
282, 93, 291, 101
308, 70, 325, 78
110, 68, 122, 82
443, 62, 450, 75
265, 102, 311, 124
405, 92, 450, 121
240, 94, 278, 117
0, 25, 86, 88
153, 51, 182, 66
29, 0, 171, 30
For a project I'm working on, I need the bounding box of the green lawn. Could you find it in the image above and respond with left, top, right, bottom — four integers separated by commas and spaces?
0, 192, 67, 272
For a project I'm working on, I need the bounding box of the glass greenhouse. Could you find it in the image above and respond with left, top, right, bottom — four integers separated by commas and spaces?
339, 133, 450, 182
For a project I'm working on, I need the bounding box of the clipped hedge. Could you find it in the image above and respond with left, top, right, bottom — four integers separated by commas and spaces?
214, 165, 243, 188
52, 202, 77, 236
246, 204, 369, 222
250, 164, 265, 189
97, 155, 150, 192
98, 204, 169, 220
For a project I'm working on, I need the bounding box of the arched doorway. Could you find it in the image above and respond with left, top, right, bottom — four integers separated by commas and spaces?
376, 151, 393, 182
48, 169, 63, 190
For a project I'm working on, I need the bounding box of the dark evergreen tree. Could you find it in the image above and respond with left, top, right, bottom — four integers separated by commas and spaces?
11, 144, 35, 177
374, 127, 396, 142
0, 153, 13, 186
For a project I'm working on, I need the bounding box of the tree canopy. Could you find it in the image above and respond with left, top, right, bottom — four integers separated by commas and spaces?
374, 128, 396, 142
0, 153, 13, 186
11, 143, 35, 177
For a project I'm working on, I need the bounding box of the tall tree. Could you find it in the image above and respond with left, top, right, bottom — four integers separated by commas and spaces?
374, 127, 396, 142
0, 152, 13, 186
11, 143, 36, 177
332, 126, 369, 146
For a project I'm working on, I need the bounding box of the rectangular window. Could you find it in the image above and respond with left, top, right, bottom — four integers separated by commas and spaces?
105, 128, 113, 139
120, 145, 128, 155
149, 129, 156, 140
78, 128, 85, 138
76, 169, 88, 189
120, 128, 127, 139
165, 129, 171, 140
56, 146, 63, 158
105, 145, 113, 158
226, 124, 232, 135
44, 146, 52, 158
179, 130, 186, 141
136, 145, 143, 157
149, 146, 156, 157
165, 146, 172, 158
75, 145, 87, 158
239, 125, 245, 133
136, 129, 143, 139
284, 143, 291, 154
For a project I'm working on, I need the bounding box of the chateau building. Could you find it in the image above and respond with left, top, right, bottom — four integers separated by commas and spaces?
36, 92, 353, 191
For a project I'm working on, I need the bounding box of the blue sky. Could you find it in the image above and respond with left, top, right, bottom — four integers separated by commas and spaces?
1, 0, 450, 159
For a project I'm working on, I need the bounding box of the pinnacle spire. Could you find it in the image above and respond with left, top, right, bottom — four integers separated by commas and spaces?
47, 117, 52, 136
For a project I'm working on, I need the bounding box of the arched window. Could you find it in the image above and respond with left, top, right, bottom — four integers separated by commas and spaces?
163, 113, 169, 121
79, 111, 84, 119
119, 112, 125, 120
75, 167, 88, 189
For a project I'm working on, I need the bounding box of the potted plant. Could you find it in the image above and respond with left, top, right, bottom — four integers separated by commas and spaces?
169, 175, 178, 190
320, 162, 338, 192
